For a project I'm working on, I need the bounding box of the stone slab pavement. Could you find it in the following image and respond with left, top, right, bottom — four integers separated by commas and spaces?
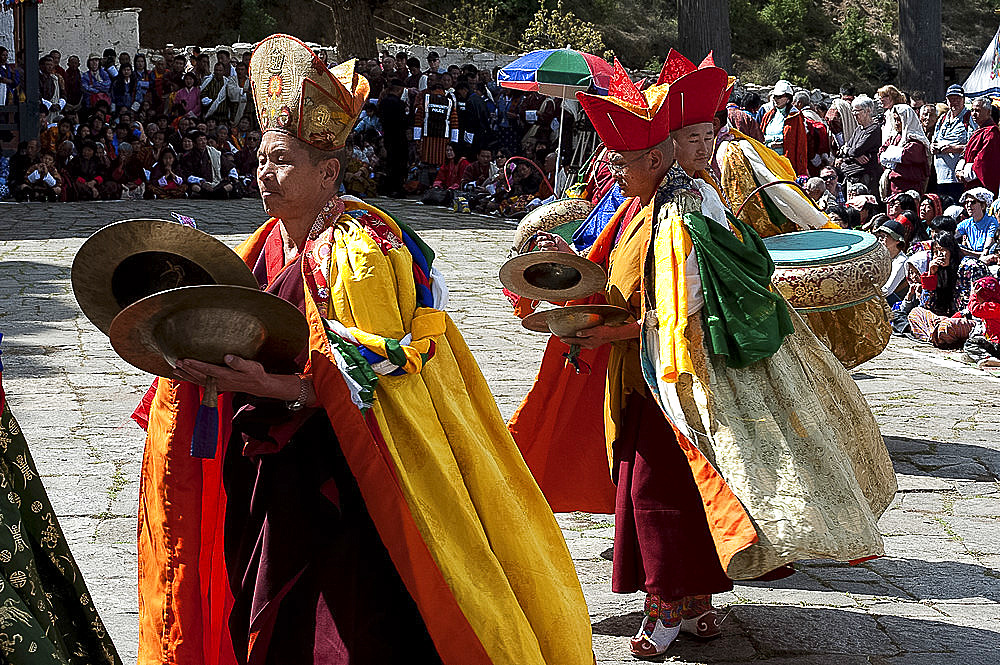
0, 197, 998, 664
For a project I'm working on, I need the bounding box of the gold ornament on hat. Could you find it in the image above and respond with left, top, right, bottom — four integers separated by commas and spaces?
250, 34, 369, 151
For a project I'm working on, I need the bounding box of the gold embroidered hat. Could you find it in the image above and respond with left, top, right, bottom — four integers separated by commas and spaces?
250, 34, 369, 151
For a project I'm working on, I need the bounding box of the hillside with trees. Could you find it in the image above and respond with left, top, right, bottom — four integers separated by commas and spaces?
102, 0, 1000, 91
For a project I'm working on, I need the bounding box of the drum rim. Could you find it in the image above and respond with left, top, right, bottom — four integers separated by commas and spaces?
764, 229, 879, 268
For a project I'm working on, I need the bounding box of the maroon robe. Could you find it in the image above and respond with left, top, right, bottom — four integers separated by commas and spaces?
963, 124, 1000, 196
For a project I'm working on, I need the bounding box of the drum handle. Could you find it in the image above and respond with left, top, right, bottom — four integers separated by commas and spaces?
733, 179, 824, 221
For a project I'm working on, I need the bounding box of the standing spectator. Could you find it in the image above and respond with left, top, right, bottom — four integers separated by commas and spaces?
957, 96, 1000, 196
726, 93, 764, 142
455, 76, 490, 159
876, 84, 906, 142
932, 84, 974, 202
425, 51, 445, 75
133, 53, 152, 108
827, 96, 857, 146
111, 64, 139, 112
793, 90, 832, 176
230, 61, 252, 124
216, 49, 236, 77
38, 55, 64, 117
366, 62, 385, 100
909, 90, 926, 112
102, 48, 119, 79
175, 72, 201, 118
919, 103, 938, 141
0, 47, 21, 104
62, 55, 82, 113
878, 104, 930, 196
200, 62, 231, 121
81, 54, 111, 108
761, 80, 808, 175
413, 80, 457, 166
376, 79, 409, 197
494, 87, 523, 158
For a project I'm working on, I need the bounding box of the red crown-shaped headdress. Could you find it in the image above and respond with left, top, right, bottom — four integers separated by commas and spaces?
577, 52, 729, 151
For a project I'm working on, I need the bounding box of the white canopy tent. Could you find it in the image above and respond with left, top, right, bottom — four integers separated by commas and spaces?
963, 25, 1000, 98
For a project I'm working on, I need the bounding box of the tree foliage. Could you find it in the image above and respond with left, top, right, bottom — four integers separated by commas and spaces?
518, 1, 610, 57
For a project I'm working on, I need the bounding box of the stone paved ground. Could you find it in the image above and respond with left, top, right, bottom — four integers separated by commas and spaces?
1, 198, 998, 664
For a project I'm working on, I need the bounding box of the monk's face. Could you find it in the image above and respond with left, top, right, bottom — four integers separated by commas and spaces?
605, 140, 674, 200
257, 131, 340, 221
671, 123, 714, 176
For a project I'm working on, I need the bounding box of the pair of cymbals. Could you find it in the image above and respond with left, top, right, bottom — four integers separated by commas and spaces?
72, 219, 308, 377
522, 304, 632, 338
499, 251, 607, 303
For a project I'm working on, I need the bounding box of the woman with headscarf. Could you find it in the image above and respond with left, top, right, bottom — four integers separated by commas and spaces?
827, 96, 858, 147
878, 104, 930, 196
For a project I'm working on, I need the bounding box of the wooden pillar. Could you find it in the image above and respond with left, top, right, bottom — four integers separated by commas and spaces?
898, 0, 943, 99
17, 1, 39, 142
678, 0, 732, 71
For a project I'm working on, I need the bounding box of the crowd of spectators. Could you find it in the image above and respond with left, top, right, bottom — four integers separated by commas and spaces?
3, 45, 260, 202
0, 46, 575, 216
734, 79, 1000, 369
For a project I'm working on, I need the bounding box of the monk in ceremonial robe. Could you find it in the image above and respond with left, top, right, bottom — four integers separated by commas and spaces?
132, 34, 593, 665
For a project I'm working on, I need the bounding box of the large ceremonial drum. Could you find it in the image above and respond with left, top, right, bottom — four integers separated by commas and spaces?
510, 198, 594, 255
764, 228, 892, 369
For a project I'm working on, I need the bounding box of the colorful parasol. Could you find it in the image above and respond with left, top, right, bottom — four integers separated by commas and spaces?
497, 48, 612, 99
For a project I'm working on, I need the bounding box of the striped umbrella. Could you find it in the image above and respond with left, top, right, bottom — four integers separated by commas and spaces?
497, 48, 612, 99
498, 49, 612, 195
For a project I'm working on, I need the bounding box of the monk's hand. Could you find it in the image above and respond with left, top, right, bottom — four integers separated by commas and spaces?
533, 231, 574, 253
174, 355, 273, 397
559, 322, 639, 349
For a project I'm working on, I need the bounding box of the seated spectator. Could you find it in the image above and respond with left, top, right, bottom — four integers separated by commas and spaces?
878, 104, 930, 196
498, 160, 545, 217
907, 232, 987, 347
846, 194, 879, 228
826, 205, 859, 229
918, 193, 943, 230
803, 176, 826, 205
233, 130, 260, 194
69, 140, 118, 200
109, 142, 145, 200
175, 72, 201, 118
341, 135, 376, 199
24, 152, 62, 201
431, 143, 468, 190
9, 140, 40, 201
462, 147, 497, 189
876, 217, 910, 303
887, 191, 919, 219
962, 276, 1000, 368
146, 147, 185, 198
179, 130, 233, 198
956, 188, 998, 260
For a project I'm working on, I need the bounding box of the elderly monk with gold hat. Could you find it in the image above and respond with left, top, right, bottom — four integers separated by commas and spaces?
132, 34, 593, 665
538, 56, 897, 659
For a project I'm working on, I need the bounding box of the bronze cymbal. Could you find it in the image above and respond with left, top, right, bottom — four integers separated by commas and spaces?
72, 218, 259, 335
108, 285, 309, 379
499, 251, 607, 303
522, 304, 633, 337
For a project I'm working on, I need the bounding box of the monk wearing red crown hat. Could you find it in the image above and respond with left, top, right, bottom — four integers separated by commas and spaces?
132, 34, 594, 665
539, 53, 896, 659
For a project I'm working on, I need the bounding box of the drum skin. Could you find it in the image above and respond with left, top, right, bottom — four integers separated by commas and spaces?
764, 229, 892, 368
765, 229, 891, 311
511, 198, 594, 254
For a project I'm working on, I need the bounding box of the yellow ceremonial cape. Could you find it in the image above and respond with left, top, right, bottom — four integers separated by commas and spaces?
137, 199, 594, 665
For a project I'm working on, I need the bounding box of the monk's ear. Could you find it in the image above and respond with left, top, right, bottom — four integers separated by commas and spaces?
320, 156, 341, 189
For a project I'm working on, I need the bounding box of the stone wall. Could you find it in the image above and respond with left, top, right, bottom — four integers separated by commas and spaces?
36, 0, 139, 60
375, 42, 518, 72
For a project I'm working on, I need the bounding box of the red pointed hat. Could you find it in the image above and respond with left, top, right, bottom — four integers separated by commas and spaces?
578, 53, 729, 151
657, 49, 735, 116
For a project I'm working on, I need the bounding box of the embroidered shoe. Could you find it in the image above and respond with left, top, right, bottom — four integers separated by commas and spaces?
679, 609, 723, 639
629, 615, 680, 659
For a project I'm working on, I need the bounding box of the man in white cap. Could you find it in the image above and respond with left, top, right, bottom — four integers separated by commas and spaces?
932, 84, 975, 202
